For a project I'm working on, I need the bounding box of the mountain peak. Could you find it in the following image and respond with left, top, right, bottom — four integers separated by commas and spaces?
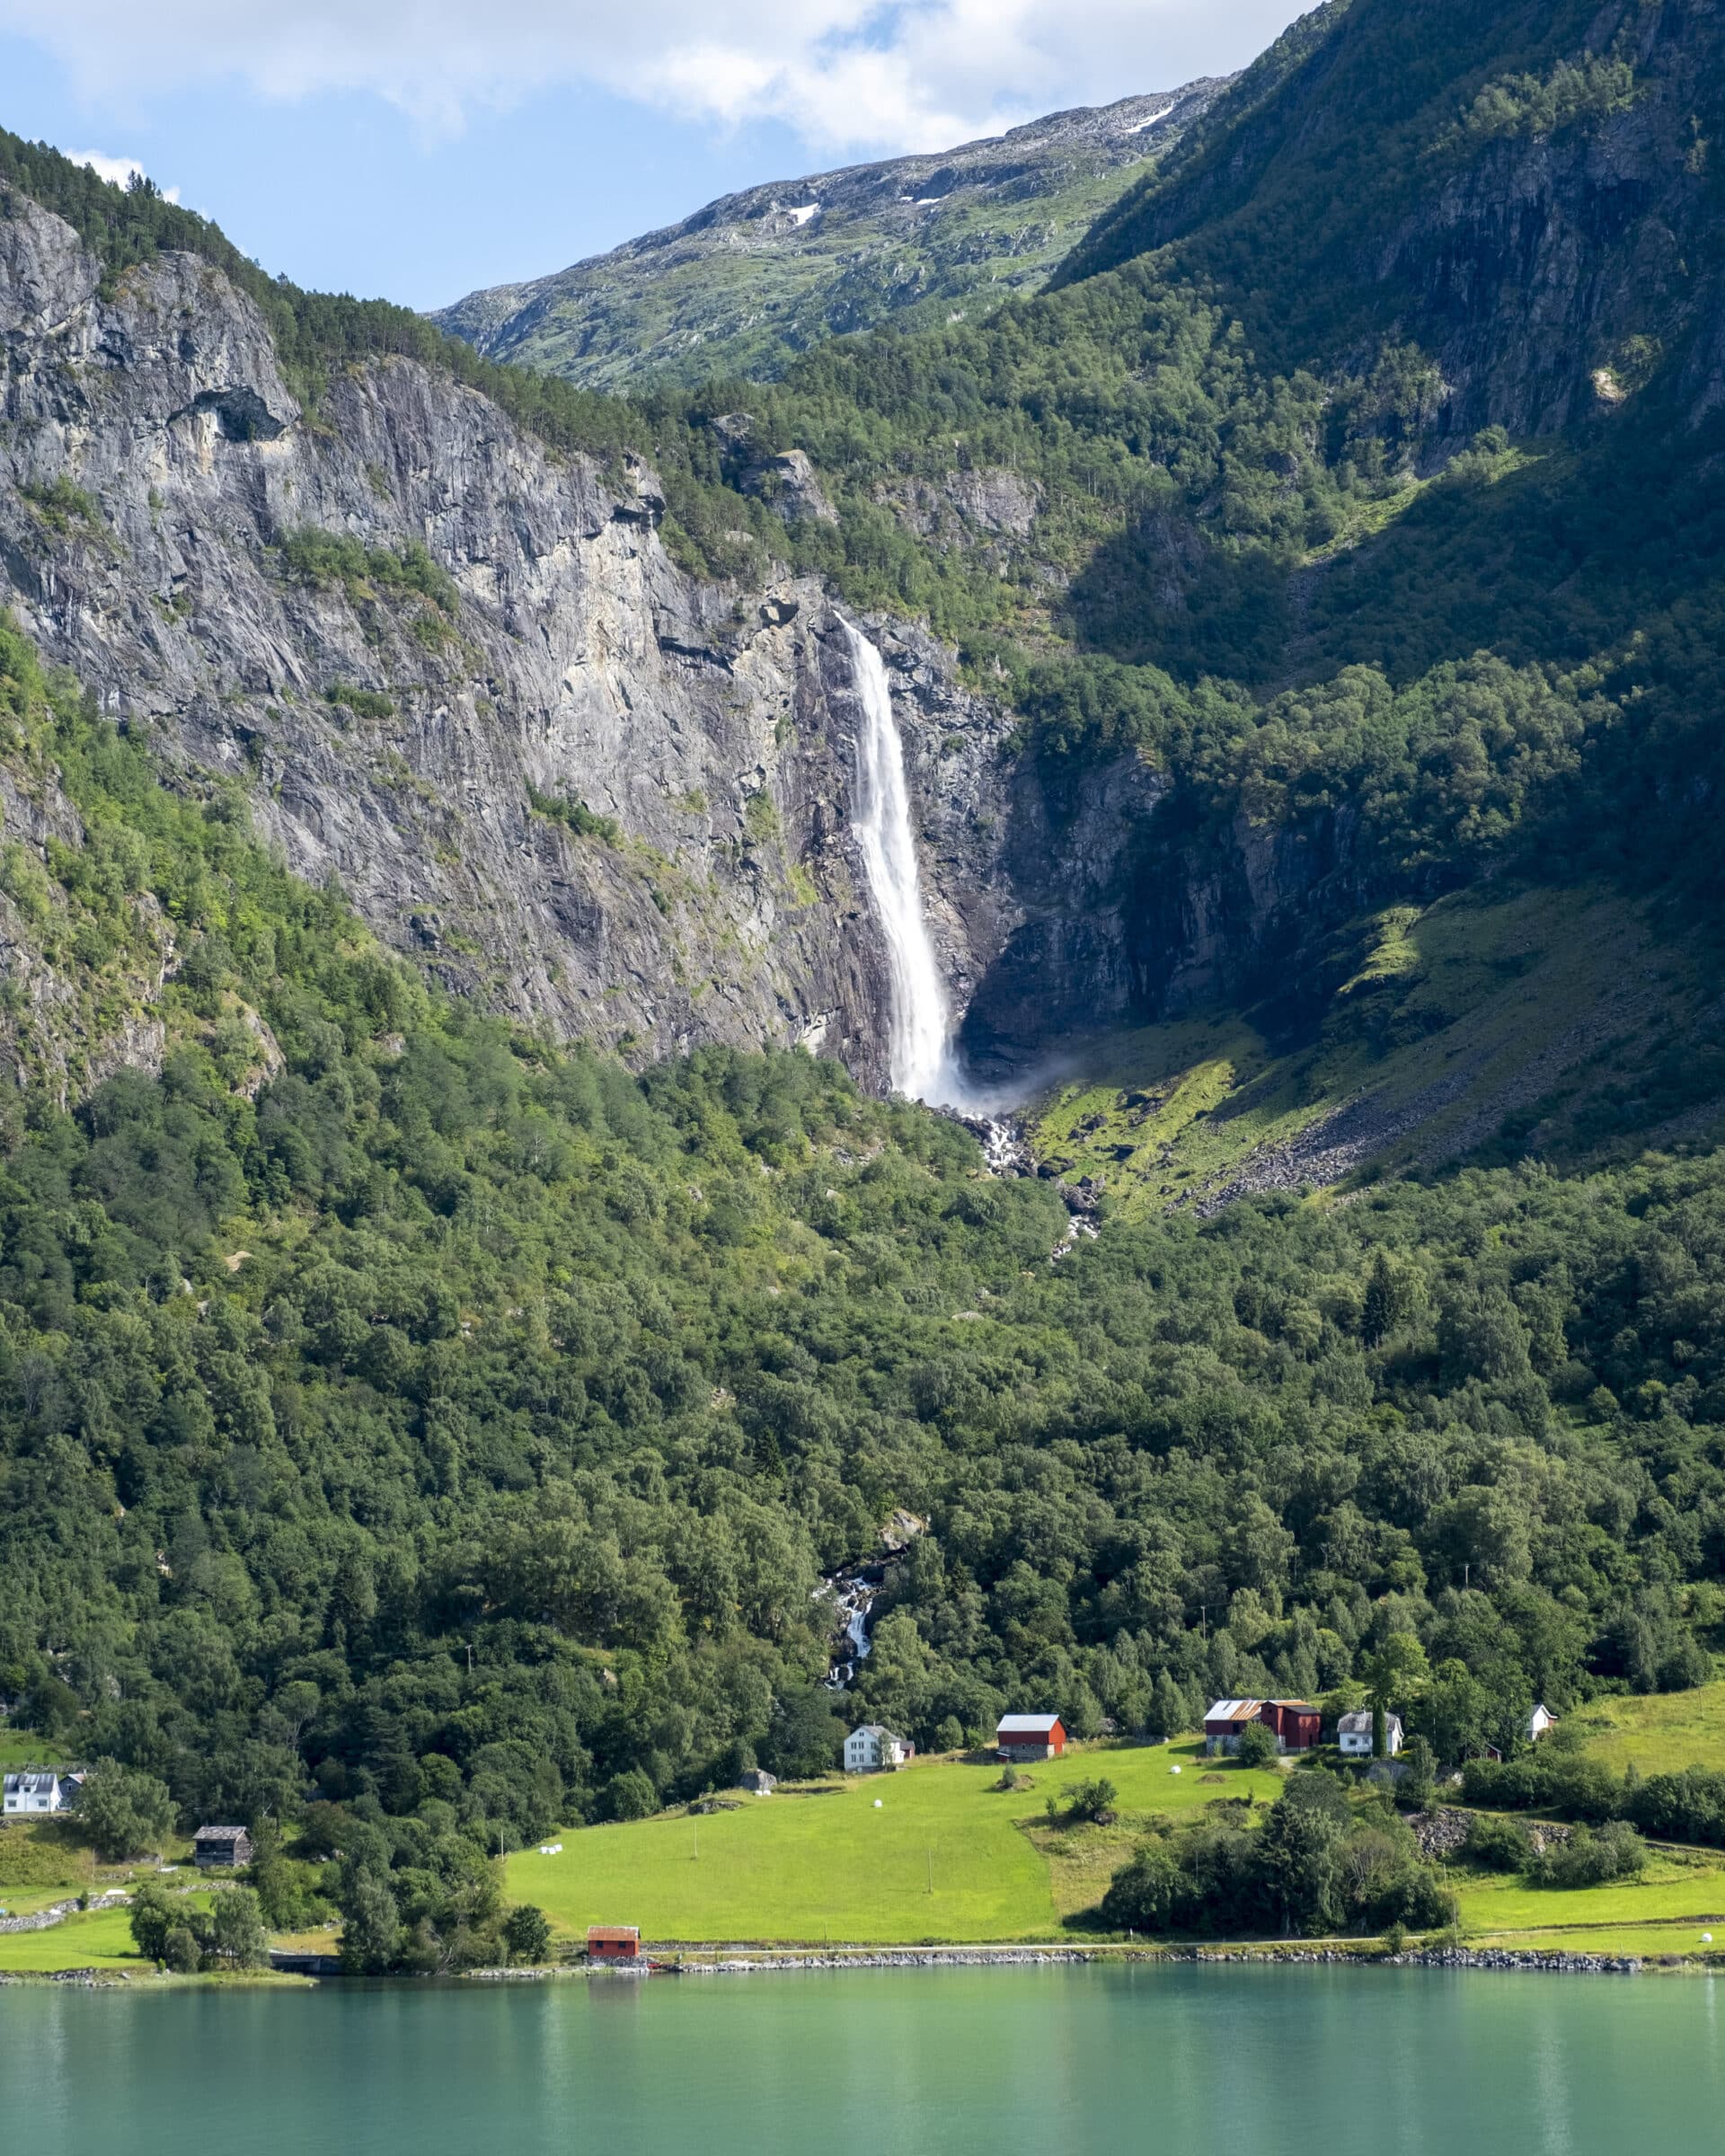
431, 80, 1226, 390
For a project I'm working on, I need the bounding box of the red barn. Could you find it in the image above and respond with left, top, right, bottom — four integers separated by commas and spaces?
1203, 1699, 1320, 1756
587, 1925, 641, 1961
996, 1713, 1067, 1761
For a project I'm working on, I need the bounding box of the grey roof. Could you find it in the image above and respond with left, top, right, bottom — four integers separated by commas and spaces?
3, 1770, 63, 1794
997, 1713, 1062, 1734
1204, 1699, 1263, 1723
194, 1824, 251, 1841
1338, 1710, 1402, 1736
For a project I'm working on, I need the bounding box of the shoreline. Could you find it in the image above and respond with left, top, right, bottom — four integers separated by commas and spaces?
8, 1936, 1718, 1992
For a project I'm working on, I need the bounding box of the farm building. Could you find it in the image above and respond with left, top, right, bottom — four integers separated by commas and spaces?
995, 1714, 1067, 1762
2, 1769, 79, 1816
1336, 1710, 1403, 1758
193, 1825, 254, 1868
1528, 1704, 1558, 1742
587, 1925, 641, 1961
844, 1725, 912, 1773
1204, 1699, 1321, 1755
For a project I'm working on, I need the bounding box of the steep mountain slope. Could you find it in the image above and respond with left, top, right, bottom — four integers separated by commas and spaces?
432, 84, 1221, 390
1058, 0, 1722, 441
3, 0, 1723, 1176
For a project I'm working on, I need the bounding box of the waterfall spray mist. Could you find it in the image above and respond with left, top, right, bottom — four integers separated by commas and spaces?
841, 618, 966, 1107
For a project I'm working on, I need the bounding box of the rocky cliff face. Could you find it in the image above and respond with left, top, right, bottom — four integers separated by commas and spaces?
0, 191, 1064, 1093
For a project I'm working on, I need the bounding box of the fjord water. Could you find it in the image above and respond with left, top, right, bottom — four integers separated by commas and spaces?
6, 1966, 1721, 2153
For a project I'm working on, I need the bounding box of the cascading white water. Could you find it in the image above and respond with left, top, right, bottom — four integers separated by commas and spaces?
840, 618, 964, 1106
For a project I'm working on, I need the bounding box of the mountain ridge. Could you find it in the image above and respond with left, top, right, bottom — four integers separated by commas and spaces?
432, 81, 1224, 389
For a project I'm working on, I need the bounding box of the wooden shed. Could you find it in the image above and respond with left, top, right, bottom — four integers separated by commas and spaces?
587, 1924, 641, 1961
193, 1824, 254, 1867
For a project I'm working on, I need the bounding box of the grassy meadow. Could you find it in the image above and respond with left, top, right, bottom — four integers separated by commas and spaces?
505, 1697, 1725, 1955
508, 1737, 1279, 1945
1568, 1683, 1725, 1777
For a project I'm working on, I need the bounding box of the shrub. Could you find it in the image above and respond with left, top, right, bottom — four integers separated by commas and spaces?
502, 1904, 552, 1965
1533, 1820, 1648, 1889
1237, 1720, 1280, 1772
599, 1770, 659, 1823
325, 683, 396, 721
75, 1759, 175, 1861
1463, 1814, 1532, 1872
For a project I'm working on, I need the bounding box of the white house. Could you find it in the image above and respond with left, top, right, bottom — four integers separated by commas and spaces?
3, 1769, 76, 1816
1527, 1703, 1557, 1743
844, 1724, 911, 1773
1337, 1710, 1402, 1758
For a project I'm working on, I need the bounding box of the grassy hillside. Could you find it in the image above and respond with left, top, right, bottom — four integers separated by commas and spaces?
432, 87, 1220, 391
1028, 884, 1725, 1209
1571, 1682, 1725, 1778
503, 1731, 1725, 1952
509, 1738, 1280, 1944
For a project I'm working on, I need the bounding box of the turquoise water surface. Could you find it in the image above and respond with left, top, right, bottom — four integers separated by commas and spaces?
5, 1964, 1721, 2152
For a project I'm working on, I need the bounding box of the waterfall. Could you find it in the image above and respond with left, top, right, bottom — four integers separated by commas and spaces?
840, 618, 963, 1106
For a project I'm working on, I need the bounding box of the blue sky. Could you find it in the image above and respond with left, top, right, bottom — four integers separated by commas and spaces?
0, 3, 1310, 311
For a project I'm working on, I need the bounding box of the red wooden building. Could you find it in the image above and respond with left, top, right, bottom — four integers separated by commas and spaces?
587, 1925, 641, 1961
1203, 1699, 1321, 1755
996, 1713, 1068, 1761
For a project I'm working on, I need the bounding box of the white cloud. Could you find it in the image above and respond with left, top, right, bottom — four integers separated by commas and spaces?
63, 147, 181, 200
2, 1, 1314, 154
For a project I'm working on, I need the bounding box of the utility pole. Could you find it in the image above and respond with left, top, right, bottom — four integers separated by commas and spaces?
693, 1816, 699, 1861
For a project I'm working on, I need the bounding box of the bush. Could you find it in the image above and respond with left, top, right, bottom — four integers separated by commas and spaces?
1237, 1720, 1280, 1772
599, 1770, 659, 1823
1463, 1814, 1532, 1871
502, 1904, 552, 1965
76, 1759, 175, 1861
1533, 1820, 1648, 1888
1623, 1766, 1725, 1847
1060, 1777, 1119, 1825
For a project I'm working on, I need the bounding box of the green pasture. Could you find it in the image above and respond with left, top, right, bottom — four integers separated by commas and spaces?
1453, 1856, 1725, 1936
508, 1737, 1280, 1945
1570, 1679, 1725, 1776
0, 1905, 140, 1972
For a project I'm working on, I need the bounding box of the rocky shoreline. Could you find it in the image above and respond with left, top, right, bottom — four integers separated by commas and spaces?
458, 1941, 1673, 1979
